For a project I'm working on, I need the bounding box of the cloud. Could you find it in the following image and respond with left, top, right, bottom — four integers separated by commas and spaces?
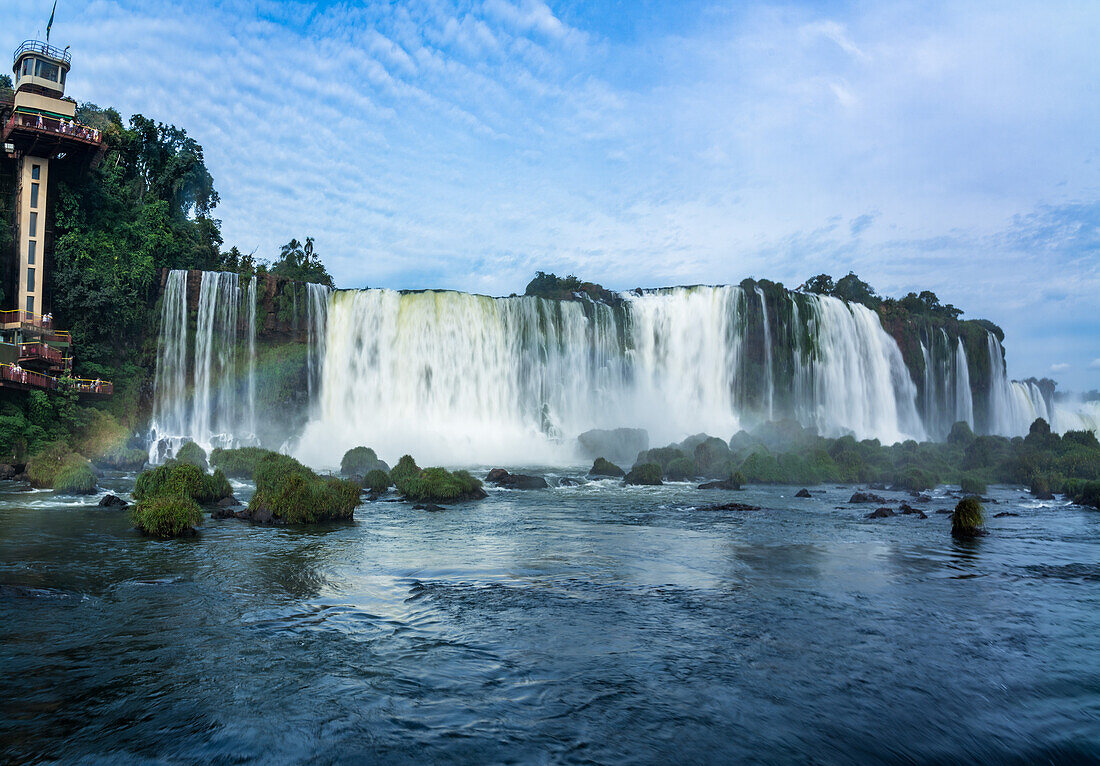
1051, 363, 1071, 372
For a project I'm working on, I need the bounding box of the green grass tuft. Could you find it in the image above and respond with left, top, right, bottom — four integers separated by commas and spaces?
54, 463, 97, 495
625, 463, 662, 486
130, 496, 203, 538
951, 496, 985, 537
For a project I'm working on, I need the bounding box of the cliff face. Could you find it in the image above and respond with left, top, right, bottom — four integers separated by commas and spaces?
156, 268, 322, 342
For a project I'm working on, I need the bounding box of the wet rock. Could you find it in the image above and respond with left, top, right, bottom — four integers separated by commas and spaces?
994, 511, 1020, 518
866, 507, 895, 519
414, 503, 446, 512
850, 492, 887, 504
210, 505, 236, 519
588, 458, 625, 478
898, 502, 921, 514
485, 469, 549, 490
794, 488, 811, 498
935, 508, 953, 515
868, 483, 888, 491
914, 511, 928, 519
699, 502, 761, 511
0, 464, 15, 480
98, 494, 128, 509
251, 508, 274, 524
13, 473, 28, 483
216, 496, 239, 507
698, 478, 741, 490
556, 477, 583, 487
912, 493, 933, 503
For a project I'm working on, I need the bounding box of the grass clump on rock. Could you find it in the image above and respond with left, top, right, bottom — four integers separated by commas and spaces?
363, 469, 391, 494
588, 457, 624, 478
340, 446, 390, 477
625, 463, 662, 486
175, 441, 208, 471
54, 463, 97, 495
664, 456, 697, 481
210, 447, 282, 479
399, 467, 484, 502
130, 496, 203, 538
133, 462, 233, 505
27, 442, 87, 489
951, 496, 985, 538
959, 474, 987, 496
248, 453, 360, 523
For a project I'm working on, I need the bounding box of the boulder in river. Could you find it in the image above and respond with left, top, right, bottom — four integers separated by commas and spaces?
794, 488, 812, 498
485, 469, 549, 490
699, 502, 761, 511
698, 478, 742, 490
850, 492, 887, 504
866, 507, 895, 518
588, 458, 625, 478
577, 428, 649, 465
98, 494, 129, 509
0, 464, 15, 480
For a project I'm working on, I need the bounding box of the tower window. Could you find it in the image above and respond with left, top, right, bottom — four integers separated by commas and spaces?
29, 212, 37, 236
26, 268, 35, 293
35, 59, 59, 82
30, 183, 39, 209
31, 165, 40, 180
28, 240, 36, 264
26, 296, 34, 315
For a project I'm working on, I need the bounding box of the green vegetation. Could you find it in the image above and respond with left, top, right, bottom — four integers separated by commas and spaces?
54, 463, 97, 495
951, 497, 985, 538
625, 463, 663, 486
175, 441, 208, 471
210, 447, 280, 478
248, 452, 359, 523
270, 237, 334, 287
589, 457, 625, 477
665, 456, 697, 481
363, 469, 391, 494
26, 442, 89, 488
130, 496, 203, 538
960, 474, 987, 496
397, 467, 484, 502
390, 455, 422, 488
625, 418, 1100, 511
524, 271, 615, 303
133, 462, 232, 505
340, 446, 389, 476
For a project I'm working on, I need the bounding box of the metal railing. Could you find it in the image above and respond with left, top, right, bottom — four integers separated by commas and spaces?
14, 40, 71, 66
0, 363, 111, 395
4, 111, 101, 144
0, 309, 61, 330
18, 342, 64, 365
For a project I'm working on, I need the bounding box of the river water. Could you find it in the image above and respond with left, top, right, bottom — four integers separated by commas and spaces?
1, 475, 1098, 763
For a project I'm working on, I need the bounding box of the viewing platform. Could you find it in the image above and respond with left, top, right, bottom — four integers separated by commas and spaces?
1, 111, 105, 164
0, 363, 112, 398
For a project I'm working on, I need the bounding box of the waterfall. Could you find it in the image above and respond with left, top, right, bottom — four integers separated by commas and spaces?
148, 269, 255, 460
305, 282, 331, 398
148, 271, 190, 461
954, 338, 974, 428
755, 287, 775, 420
247, 276, 258, 438
984, 333, 1051, 436
293, 286, 928, 467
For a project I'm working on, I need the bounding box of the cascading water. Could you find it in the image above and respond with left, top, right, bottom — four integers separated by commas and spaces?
151, 273, 1098, 468
293, 286, 928, 467
148, 270, 258, 461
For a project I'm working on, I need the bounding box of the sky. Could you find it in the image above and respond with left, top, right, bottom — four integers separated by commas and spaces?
5, 0, 1099, 389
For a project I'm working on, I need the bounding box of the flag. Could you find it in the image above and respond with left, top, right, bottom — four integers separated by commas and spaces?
46, 0, 57, 42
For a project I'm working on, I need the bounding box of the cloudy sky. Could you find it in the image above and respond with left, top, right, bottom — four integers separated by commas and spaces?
6, 0, 1099, 388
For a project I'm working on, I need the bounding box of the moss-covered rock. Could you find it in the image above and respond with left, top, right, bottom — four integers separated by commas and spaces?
390, 455, 422, 488
363, 468, 391, 494
625, 463, 662, 486
664, 456, 697, 481
54, 463, 97, 495
27, 442, 87, 489
133, 462, 232, 505
130, 496, 203, 538
175, 441, 208, 471
210, 447, 282, 479
396, 466, 486, 503
951, 496, 985, 537
340, 446, 390, 476
959, 474, 987, 496
97, 445, 148, 470
588, 457, 624, 477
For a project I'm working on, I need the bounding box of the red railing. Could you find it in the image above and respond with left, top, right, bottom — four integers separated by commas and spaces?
3, 111, 102, 144
0, 309, 64, 335
18, 342, 64, 365
0, 363, 112, 395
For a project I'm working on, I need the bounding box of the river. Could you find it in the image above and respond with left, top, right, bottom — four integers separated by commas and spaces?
1, 475, 1098, 763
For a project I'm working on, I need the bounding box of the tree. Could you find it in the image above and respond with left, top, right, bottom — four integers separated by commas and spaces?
800, 274, 835, 295
832, 272, 880, 307
270, 237, 334, 287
